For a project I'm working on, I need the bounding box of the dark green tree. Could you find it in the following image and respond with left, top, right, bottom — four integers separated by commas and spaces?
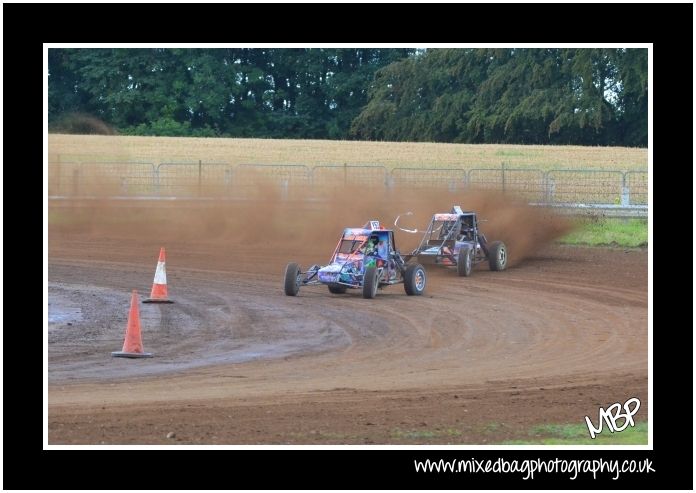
48, 47, 415, 139
351, 48, 647, 146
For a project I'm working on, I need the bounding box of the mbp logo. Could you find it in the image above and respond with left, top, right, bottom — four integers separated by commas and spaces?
584, 397, 641, 439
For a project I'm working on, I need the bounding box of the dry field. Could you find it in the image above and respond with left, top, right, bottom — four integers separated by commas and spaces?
48, 134, 648, 171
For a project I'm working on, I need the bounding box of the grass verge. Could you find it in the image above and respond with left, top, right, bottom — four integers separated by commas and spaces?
559, 218, 647, 248
502, 421, 648, 445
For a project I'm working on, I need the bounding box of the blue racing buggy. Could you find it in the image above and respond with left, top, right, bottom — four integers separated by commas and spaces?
284, 220, 427, 299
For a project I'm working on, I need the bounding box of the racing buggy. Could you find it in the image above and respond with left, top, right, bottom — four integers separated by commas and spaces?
284, 220, 427, 299
396, 206, 508, 277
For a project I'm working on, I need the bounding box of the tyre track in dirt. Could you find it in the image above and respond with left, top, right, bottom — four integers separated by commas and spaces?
48, 241, 647, 390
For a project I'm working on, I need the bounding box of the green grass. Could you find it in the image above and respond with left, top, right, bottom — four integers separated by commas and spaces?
390, 428, 463, 440
559, 218, 648, 247
503, 421, 648, 445
279, 422, 647, 444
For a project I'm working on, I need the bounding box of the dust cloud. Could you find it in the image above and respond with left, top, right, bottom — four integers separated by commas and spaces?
49, 174, 571, 268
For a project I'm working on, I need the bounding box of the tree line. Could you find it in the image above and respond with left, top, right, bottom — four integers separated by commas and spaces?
49, 48, 647, 146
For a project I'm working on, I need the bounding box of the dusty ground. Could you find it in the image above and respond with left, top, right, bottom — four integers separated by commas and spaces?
47, 195, 648, 444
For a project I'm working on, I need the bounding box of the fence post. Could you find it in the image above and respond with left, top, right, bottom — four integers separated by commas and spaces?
155, 164, 161, 196
545, 172, 555, 203
198, 160, 202, 197
620, 172, 630, 206
501, 162, 506, 193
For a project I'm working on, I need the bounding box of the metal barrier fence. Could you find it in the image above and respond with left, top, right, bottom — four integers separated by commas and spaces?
156, 161, 236, 197
391, 168, 467, 191
624, 171, 648, 206
48, 159, 156, 196
47, 158, 649, 209
235, 163, 313, 199
467, 168, 546, 201
545, 169, 627, 205
312, 165, 389, 188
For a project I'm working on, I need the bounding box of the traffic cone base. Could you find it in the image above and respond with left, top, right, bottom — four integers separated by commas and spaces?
111, 351, 153, 358
143, 298, 175, 304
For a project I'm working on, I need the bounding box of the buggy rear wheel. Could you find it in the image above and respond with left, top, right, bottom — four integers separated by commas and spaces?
404, 263, 426, 295
488, 241, 507, 271
284, 262, 301, 296
457, 247, 473, 277
362, 266, 379, 299
328, 284, 347, 294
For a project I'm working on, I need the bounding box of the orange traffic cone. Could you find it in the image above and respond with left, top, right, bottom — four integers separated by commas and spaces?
143, 247, 174, 303
112, 290, 153, 358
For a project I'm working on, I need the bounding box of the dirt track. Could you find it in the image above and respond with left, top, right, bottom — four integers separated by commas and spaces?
47, 198, 648, 444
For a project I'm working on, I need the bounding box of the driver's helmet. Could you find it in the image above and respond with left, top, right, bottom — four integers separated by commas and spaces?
370, 235, 379, 245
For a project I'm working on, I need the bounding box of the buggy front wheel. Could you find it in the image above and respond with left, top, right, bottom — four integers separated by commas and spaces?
284, 262, 301, 296
404, 263, 427, 295
457, 247, 473, 277
488, 241, 507, 271
363, 266, 379, 299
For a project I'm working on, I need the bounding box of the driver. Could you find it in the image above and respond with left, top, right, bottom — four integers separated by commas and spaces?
440, 221, 454, 239
376, 236, 388, 259
362, 235, 388, 269
361, 235, 379, 255
457, 216, 473, 241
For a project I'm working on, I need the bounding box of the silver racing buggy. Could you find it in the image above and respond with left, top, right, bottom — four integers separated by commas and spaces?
396, 206, 508, 277
284, 220, 427, 299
